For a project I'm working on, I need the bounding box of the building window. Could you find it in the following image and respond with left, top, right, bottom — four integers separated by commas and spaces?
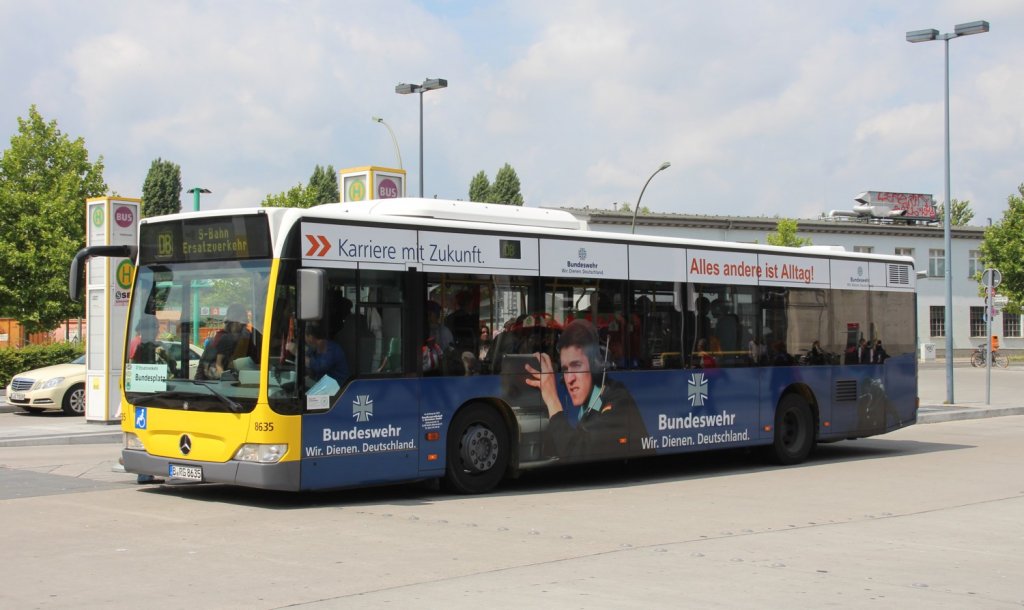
853, 246, 874, 253
969, 306, 986, 337
895, 247, 914, 258
928, 249, 945, 278
1005, 314, 1022, 338
929, 306, 945, 337
967, 250, 981, 279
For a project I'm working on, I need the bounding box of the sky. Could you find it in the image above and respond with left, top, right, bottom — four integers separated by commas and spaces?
2, 0, 1022, 225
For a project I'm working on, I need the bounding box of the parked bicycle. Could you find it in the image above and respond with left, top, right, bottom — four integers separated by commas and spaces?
970, 344, 1008, 368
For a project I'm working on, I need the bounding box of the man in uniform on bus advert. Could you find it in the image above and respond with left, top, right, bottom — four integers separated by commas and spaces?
524, 319, 652, 460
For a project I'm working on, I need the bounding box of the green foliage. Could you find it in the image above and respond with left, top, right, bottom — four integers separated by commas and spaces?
308, 164, 339, 204
766, 218, 812, 247
618, 202, 650, 215
0, 105, 107, 333
468, 171, 490, 202
490, 163, 524, 205
979, 184, 1024, 310
467, 164, 524, 205
936, 198, 975, 226
141, 158, 182, 218
0, 342, 85, 388
261, 182, 318, 208
262, 164, 337, 208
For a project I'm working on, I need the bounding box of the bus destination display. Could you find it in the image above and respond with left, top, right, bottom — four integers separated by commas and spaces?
140, 216, 271, 264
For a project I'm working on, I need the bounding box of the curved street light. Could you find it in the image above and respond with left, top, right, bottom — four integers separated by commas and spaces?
631, 162, 671, 234
372, 116, 403, 169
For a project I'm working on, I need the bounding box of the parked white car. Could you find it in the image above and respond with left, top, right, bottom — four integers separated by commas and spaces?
5, 355, 86, 415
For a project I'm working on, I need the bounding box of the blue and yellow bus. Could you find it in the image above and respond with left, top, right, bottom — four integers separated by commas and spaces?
70, 199, 918, 493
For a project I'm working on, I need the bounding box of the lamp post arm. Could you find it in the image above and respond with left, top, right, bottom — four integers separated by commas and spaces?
631, 162, 670, 234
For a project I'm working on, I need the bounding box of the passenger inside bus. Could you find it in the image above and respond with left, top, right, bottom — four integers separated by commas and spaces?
130, 316, 177, 376
305, 323, 350, 384
197, 303, 252, 380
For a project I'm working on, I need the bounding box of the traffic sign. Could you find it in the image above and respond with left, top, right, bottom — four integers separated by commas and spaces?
981, 268, 1002, 288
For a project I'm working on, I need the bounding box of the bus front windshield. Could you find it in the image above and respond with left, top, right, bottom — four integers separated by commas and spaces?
124, 260, 271, 413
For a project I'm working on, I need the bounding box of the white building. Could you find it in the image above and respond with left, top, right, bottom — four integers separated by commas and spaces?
561, 208, 1018, 357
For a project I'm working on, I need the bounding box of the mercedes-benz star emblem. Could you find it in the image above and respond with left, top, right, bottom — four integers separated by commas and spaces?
179, 434, 192, 455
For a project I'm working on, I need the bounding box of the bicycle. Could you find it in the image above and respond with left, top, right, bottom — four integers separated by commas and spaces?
970, 344, 1008, 368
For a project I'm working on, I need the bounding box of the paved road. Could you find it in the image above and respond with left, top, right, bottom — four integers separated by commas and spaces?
1, 415, 1022, 608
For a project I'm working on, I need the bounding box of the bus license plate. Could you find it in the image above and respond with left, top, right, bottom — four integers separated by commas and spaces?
168, 464, 203, 481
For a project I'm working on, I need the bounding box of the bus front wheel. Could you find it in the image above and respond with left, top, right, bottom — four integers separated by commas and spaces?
444, 404, 509, 494
770, 394, 815, 465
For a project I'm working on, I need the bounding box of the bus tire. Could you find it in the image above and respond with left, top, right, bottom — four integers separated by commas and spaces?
444, 404, 509, 494
770, 394, 814, 465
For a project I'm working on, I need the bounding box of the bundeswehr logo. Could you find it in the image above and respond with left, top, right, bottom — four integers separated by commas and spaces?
353, 395, 373, 422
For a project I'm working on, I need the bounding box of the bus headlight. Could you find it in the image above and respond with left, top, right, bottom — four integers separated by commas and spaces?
234, 444, 288, 464
124, 432, 145, 451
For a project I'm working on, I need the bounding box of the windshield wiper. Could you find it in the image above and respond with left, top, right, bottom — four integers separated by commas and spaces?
130, 383, 245, 414
191, 380, 245, 413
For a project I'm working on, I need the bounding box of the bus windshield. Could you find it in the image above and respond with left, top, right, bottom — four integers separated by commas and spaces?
124, 259, 271, 413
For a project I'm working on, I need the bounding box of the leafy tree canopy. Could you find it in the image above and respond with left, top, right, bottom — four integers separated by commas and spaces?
0, 105, 107, 333
141, 157, 182, 218
308, 164, 338, 205
467, 163, 524, 205
936, 198, 975, 226
980, 184, 1024, 312
765, 218, 812, 247
468, 170, 490, 203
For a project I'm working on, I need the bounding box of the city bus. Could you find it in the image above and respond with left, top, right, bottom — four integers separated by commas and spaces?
69, 198, 918, 493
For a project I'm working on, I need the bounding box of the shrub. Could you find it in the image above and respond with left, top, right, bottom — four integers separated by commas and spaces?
0, 343, 85, 389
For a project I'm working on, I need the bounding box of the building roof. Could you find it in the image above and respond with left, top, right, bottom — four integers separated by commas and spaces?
557, 207, 985, 239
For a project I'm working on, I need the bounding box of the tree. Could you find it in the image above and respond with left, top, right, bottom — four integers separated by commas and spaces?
488, 163, 524, 206
141, 158, 182, 218
468, 171, 490, 202
618, 202, 650, 215
0, 105, 107, 333
766, 218, 812, 247
936, 198, 974, 226
261, 182, 318, 208
979, 184, 1024, 311
261, 164, 337, 209
308, 164, 338, 205
467, 163, 524, 205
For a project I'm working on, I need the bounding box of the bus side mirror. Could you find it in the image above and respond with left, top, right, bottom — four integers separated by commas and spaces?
297, 268, 324, 321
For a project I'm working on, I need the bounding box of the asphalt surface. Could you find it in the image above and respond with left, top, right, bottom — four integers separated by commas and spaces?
1, 360, 1021, 448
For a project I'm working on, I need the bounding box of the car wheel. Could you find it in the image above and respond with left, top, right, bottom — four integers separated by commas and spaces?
62, 383, 86, 416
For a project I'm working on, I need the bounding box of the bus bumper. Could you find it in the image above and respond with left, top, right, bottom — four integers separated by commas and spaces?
123, 450, 301, 491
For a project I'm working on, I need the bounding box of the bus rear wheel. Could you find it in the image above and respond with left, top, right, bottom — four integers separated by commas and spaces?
770, 394, 815, 465
444, 404, 509, 494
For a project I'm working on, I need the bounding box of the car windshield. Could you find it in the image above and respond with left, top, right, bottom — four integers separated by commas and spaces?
124, 259, 271, 413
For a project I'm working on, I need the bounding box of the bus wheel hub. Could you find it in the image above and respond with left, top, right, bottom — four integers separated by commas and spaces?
461, 425, 498, 472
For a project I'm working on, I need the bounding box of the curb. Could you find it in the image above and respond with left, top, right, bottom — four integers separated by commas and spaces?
917, 405, 1024, 424
0, 431, 122, 448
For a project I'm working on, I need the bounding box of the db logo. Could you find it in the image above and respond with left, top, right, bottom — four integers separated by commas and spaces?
114, 206, 135, 228
377, 179, 399, 199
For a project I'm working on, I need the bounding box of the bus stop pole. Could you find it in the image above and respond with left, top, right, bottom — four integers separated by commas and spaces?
985, 276, 993, 405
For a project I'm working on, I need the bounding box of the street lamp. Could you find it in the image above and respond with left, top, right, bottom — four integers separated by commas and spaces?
631, 162, 671, 234
395, 78, 448, 197
372, 116, 403, 169
185, 187, 211, 346
186, 187, 211, 212
907, 20, 989, 404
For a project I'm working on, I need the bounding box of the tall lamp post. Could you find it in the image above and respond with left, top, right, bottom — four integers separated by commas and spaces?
395, 78, 448, 197
631, 162, 671, 234
907, 20, 989, 404
372, 116, 403, 169
185, 187, 211, 346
